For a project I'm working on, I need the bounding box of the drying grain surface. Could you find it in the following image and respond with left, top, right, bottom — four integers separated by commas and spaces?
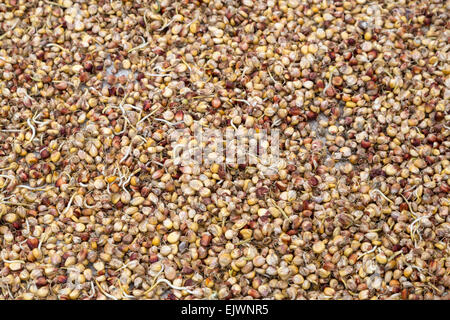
0, 0, 449, 300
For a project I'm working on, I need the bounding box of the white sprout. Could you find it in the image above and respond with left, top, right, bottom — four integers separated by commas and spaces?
240, 66, 249, 80
16, 185, 53, 191
403, 184, 418, 195
0, 194, 14, 201
401, 195, 417, 217
32, 112, 49, 126
23, 91, 35, 101
271, 118, 282, 127
119, 168, 140, 198
38, 233, 47, 251
121, 290, 135, 299
154, 264, 165, 278
150, 160, 165, 167
135, 135, 147, 146
323, 65, 337, 95
137, 113, 153, 126
123, 104, 143, 112
95, 280, 118, 300
267, 69, 279, 84
115, 117, 128, 135
88, 86, 103, 97
118, 280, 136, 299
116, 261, 135, 272
358, 246, 378, 260
409, 214, 432, 247
128, 36, 149, 53
62, 193, 77, 214
1, 252, 25, 264
144, 72, 173, 78
25, 219, 30, 235
269, 198, 290, 220
370, 189, 393, 204
409, 264, 425, 273
119, 146, 132, 164
116, 166, 127, 186
179, 57, 192, 72
152, 278, 196, 295
83, 198, 97, 209
5, 284, 13, 299
230, 121, 238, 131
186, 16, 198, 28
26, 118, 36, 144
107, 94, 134, 128
46, 43, 68, 51
153, 65, 169, 73
0, 129, 23, 132
58, 141, 67, 152
121, 179, 132, 198
0, 201, 33, 207
158, 15, 177, 31
231, 98, 251, 106
143, 263, 197, 295
18, 239, 28, 250
87, 281, 96, 299
136, 105, 162, 125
